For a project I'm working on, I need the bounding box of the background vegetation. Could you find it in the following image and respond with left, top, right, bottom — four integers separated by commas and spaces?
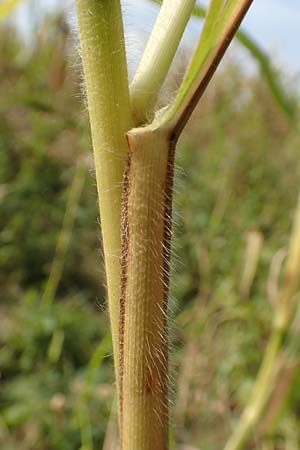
0, 12, 300, 450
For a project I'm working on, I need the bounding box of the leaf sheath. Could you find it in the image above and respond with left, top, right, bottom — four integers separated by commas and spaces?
119, 127, 175, 450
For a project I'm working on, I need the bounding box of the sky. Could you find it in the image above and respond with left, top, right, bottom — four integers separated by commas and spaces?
10, 0, 300, 76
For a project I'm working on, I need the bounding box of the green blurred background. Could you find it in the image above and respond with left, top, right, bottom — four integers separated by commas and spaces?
0, 2, 300, 450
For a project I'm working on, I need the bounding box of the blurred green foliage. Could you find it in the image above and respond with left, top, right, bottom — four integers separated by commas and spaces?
0, 16, 300, 450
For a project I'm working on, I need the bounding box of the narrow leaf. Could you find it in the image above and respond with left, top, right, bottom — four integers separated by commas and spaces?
150, 0, 297, 122
156, 0, 253, 137
200, 0, 224, 43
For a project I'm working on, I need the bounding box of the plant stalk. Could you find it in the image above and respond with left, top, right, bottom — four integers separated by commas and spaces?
224, 191, 300, 450
119, 125, 174, 450
223, 329, 282, 450
130, 0, 196, 124
75, 0, 133, 378
42, 160, 86, 306
76, 3, 255, 449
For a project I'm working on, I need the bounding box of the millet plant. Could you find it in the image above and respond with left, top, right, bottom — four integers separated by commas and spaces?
74, 1, 254, 449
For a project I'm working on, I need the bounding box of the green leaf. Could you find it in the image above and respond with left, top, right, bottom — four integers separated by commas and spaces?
199, 0, 224, 45
235, 29, 297, 122
149, 0, 297, 123
190, 3, 297, 122
155, 0, 253, 136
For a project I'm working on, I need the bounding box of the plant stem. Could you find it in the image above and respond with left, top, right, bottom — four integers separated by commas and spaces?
130, 0, 196, 124
223, 329, 282, 450
75, 0, 133, 378
224, 191, 300, 450
42, 160, 86, 306
239, 231, 263, 300
76, 3, 255, 449
260, 359, 299, 435
119, 125, 174, 450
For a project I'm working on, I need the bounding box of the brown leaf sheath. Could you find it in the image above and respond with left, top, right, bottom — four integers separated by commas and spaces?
119, 127, 174, 450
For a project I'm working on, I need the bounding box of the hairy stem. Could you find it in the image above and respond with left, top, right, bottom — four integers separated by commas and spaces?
119, 126, 174, 450
75, 0, 133, 378
130, 0, 196, 124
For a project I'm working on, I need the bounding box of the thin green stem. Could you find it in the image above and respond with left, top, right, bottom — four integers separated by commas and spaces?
130, 0, 196, 124
75, 0, 133, 381
42, 160, 86, 306
224, 191, 300, 450
276, 192, 300, 329
236, 30, 296, 122
75, 331, 112, 450
223, 329, 282, 450
77, 396, 94, 450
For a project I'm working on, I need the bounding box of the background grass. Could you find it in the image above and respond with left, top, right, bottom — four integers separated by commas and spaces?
0, 14, 300, 450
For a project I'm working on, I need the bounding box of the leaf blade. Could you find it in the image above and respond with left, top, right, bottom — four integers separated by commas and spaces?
155, 0, 254, 137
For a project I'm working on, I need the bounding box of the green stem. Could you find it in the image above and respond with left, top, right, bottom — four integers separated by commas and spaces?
42, 160, 86, 306
224, 191, 300, 450
235, 30, 296, 122
75, 0, 133, 379
76, 331, 112, 450
130, 0, 196, 124
119, 125, 174, 450
224, 329, 282, 450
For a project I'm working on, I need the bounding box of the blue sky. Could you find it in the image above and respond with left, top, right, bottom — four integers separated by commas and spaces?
11, 0, 300, 75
